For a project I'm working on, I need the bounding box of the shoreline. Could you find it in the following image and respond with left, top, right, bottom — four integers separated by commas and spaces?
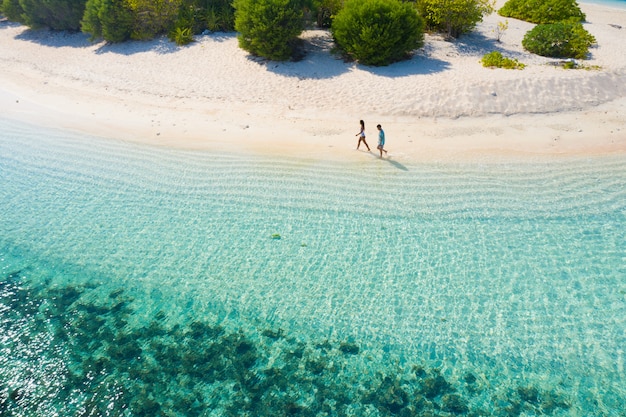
1, 2, 625, 163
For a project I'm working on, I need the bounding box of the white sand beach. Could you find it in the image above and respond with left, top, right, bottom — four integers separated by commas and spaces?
1, 1, 625, 161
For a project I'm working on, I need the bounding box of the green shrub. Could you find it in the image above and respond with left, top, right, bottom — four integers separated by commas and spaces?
481, 51, 525, 69
498, 0, 585, 24
234, 0, 305, 61
205, 6, 220, 30
331, 0, 424, 66
0, 0, 24, 23
174, 1, 200, 34
170, 0, 235, 35
81, 0, 134, 42
560, 61, 600, 70
204, 1, 235, 31
522, 22, 596, 59
169, 25, 193, 44
4, 0, 86, 30
417, 0, 494, 39
312, 0, 343, 28
1, 0, 25, 23
126, 0, 182, 40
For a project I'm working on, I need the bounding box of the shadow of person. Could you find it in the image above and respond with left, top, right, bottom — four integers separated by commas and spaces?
385, 158, 409, 171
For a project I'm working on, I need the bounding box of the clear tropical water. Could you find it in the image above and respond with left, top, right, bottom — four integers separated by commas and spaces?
1, 117, 625, 416
581, 0, 626, 10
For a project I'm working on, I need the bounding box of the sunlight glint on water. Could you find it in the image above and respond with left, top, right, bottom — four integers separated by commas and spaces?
1, 118, 625, 416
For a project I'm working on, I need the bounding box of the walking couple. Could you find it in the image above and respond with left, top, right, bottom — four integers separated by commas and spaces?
356, 120, 387, 158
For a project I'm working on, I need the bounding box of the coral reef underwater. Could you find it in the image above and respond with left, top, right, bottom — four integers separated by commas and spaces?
1, 269, 573, 416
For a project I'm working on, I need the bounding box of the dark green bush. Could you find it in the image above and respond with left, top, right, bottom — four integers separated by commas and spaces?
522, 22, 596, 59
417, 0, 494, 39
331, 0, 424, 66
169, 25, 193, 45
2, 0, 86, 30
234, 0, 305, 61
204, 0, 235, 32
166, 0, 235, 40
312, 0, 343, 28
127, 0, 182, 40
481, 51, 525, 69
1, 0, 22, 22
81, 0, 133, 42
498, 0, 585, 24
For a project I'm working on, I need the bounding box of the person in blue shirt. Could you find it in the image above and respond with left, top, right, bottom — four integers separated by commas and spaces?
376, 124, 387, 158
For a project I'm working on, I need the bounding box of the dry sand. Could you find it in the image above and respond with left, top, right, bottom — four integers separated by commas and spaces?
1, 1, 625, 162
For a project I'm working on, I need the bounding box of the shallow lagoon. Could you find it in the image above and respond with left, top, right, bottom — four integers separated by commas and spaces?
1, 118, 625, 416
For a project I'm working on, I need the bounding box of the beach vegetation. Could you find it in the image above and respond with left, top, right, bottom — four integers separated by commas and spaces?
203, 0, 235, 32
311, 0, 343, 27
169, 25, 193, 45
522, 22, 596, 59
331, 0, 424, 66
126, 0, 182, 40
172, 0, 202, 35
1, 0, 86, 30
204, 6, 219, 30
168, 1, 204, 44
234, 0, 306, 61
498, 0, 585, 24
81, 0, 133, 42
558, 60, 601, 70
563, 60, 576, 69
1, 0, 22, 22
176, 0, 235, 34
417, 0, 495, 39
481, 50, 525, 69
494, 19, 508, 42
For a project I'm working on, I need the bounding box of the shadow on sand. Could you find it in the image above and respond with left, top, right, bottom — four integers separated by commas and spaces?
94, 36, 181, 55
12, 26, 179, 55
384, 158, 409, 171
94, 31, 236, 55
364, 151, 409, 171
362, 54, 451, 77
247, 32, 349, 80
252, 30, 455, 80
359, 32, 504, 78
0, 16, 21, 29
10, 24, 235, 55
14, 28, 93, 48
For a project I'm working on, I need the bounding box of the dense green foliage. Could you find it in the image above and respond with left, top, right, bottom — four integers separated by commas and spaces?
417, 0, 494, 39
331, 0, 424, 66
1, 0, 235, 43
1, 0, 86, 30
169, 25, 193, 45
124, 0, 182, 40
202, 0, 235, 32
234, 0, 305, 61
522, 22, 596, 59
498, 0, 585, 24
481, 50, 525, 69
80, 0, 235, 42
312, 0, 343, 27
1, 0, 23, 22
81, 0, 133, 42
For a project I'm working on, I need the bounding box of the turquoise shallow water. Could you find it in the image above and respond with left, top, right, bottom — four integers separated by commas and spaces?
1, 117, 625, 416
581, 0, 626, 10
